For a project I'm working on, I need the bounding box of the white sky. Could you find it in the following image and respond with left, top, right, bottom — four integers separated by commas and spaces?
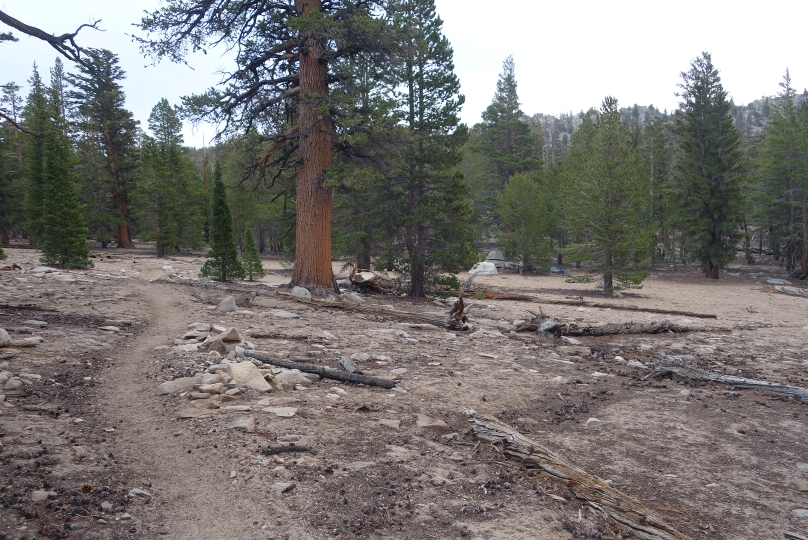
3, 1, 807, 147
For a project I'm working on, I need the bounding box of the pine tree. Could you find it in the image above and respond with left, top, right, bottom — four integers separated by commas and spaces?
134, 99, 204, 256
241, 226, 265, 280
67, 48, 140, 248
21, 66, 48, 245
638, 116, 675, 265
674, 52, 746, 279
383, 0, 474, 297
200, 161, 245, 281
495, 173, 550, 272
563, 97, 652, 292
0, 81, 25, 248
477, 56, 543, 184
39, 60, 91, 268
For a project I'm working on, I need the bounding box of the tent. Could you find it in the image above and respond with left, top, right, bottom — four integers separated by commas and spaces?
469, 261, 498, 275
486, 250, 505, 261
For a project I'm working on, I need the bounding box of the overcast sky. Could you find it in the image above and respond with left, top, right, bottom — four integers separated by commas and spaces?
3, 1, 806, 147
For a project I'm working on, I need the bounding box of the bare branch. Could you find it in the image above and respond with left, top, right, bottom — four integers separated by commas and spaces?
0, 110, 40, 137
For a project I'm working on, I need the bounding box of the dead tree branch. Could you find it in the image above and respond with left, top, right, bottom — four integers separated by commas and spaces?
469, 414, 691, 540
242, 351, 396, 389
0, 10, 101, 68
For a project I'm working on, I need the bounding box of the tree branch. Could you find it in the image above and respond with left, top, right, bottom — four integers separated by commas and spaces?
0, 10, 102, 68
0, 110, 40, 137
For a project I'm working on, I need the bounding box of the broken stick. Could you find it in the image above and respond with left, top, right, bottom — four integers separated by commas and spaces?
646, 355, 808, 402
469, 414, 691, 540
242, 351, 396, 389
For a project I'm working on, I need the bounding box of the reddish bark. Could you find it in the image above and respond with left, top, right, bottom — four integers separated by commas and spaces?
290, 0, 336, 293
101, 118, 134, 248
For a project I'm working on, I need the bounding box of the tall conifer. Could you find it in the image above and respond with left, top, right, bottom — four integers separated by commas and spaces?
21, 66, 48, 246
241, 227, 265, 280
200, 162, 244, 281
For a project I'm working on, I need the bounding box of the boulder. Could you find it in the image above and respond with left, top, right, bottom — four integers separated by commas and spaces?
155, 375, 202, 396
226, 361, 272, 392
207, 339, 228, 355
262, 406, 297, 417
274, 369, 313, 385
0, 329, 9, 347
197, 383, 226, 394
415, 413, 450, 432
188, 322, 212, 332
217, 296, 237, 313
291, 286, 311, 299
218, 327, 242, 342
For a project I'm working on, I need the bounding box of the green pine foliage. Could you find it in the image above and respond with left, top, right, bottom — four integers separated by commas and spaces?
638, 116, 676, 265
495, 173, 550, 271
674, 52, 746, 279
241, 227, 265, 280
21, 66, 49, 246
0, 82, 26, 247
200, 161, 245, 281
562, 97, 652, 292
39, 60, 92, 268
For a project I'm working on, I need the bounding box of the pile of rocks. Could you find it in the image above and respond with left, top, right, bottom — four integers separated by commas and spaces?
171, 322, 257, 356
0, 326, 45, 349
0, 359, 41, 402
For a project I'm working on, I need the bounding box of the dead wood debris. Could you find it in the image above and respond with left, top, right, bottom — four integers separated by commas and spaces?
513, 312, 725, 338
348, 265, 399, 293
262, 445, 317, 456
242, 351, 396, 389
469, 414, 691, 540
468, 290, 716, 319
0, 302, 58, 312
784, 531, 808, 540
645, 354, 808, 402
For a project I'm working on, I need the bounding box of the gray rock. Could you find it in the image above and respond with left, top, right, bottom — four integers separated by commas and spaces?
585, 417, 600, 429
415, 413, 450, 432
680, 389, 692, 397
342, 291, 365, 303
767, 278, 791, 285
0, 329, 9, 347
273, 310, 300, 319
22, 320, 47, 328
188, 322, 212, 332
188, 392, 211, 400
197, 383, 226, 394
275, 369, 312, 385
345, 461, 376, 471
207, 338, 228, 355
30, 490, 56, 502
128, 488, 152, 500
798, 463, 808, 471
561, 336, 583, 345
271, 482, 296, 493
217, 296, 237, 312
2, 378, 23, 391
155, 375, 202, 395
200, 373, 226, 385
350, 352, 371, 362
219, 416, 256, 431
218, 327, 242, 342
291, 286, 311, 299
551, 376, 569, 384
262, 406, 297, 417
99, 326, 120, 332
627, 360, 647, 369
788, 478, 808, 492
226, 362, 272, 392
793, 509, 808, 518
100, 501, 113, 512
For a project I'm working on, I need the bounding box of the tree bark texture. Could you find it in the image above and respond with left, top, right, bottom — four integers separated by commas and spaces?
291, 0, 335, 293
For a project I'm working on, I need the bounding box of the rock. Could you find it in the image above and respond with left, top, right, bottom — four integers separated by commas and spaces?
222, 405, 252, 412
291, 286, 311, 299
272, 310, 300, 319
100, 501, 113, 512
415, 413, 450, 432
788, 478, 808, 492
345, 461, 376, 471
22, 320, 47, 328
128, 488, 152, 500
182, 330, 207, 340
561, 336, 583, 345
275, 369, 312, 385
379, 419, 400, 430
212, 324, 228, 333
798, 463, 808, 471
323, 331, 336, 339
767, 278, 791, 285
551, 376, 569, 384
3, 378, 24, 391
301, 373, 320, 383
30, 490, 56, 502
207, 339, 228, 355
793, 509, 808, 518
585, 418, 600, 429
176, 409, 216, 419
217, 296, 237, 313
227, 361, 272, 392
219, 416, 256, 431
271, 482, 296, 494
350, 352, 371, 362
155, 375, 202, 396
200, 373, 227, 385
342, 291, 365, 303
218, 327, 242, 342
0, 329, 9, 347
188, 392, 211, 400
390, 368, 408, 376
627, 360, 647, 369
21, 336, 44, 346
99, 326, 120, 332
120, 513, 132, 520
680, 389, 691, 397
614, 355, 625, 363
173, 343, 201, 353
188, 322, 211, 332
262, 406, 297, 417
104, 319, 133, 326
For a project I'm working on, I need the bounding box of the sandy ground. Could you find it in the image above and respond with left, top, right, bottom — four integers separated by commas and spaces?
0, 243, 807, 540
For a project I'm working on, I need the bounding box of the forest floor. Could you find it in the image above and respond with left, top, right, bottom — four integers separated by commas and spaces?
0, 242, 807, 540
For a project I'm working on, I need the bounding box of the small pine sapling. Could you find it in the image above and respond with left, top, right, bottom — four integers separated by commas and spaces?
242, 228, 265, 280
199, 162, 245, 281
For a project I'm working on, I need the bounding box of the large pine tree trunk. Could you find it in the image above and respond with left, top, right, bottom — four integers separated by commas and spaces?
291, 0, 335, 293
603, 250, 613, 292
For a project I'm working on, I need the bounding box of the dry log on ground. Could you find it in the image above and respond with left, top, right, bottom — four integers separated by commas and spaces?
278, 291, 471, 331
242, 351, 396, 389
470, 290, 716, 319
262, 445, 317, 456
646, 355, 808, 402
469, 414, 691, 540
0, 303, 58, 312
514, 314, 726, 337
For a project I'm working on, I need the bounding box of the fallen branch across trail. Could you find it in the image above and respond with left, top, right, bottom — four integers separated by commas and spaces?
514, 314, 727, 338
242, 350, 396, 389
469, 415, 691, 540
646, 355, 808, 402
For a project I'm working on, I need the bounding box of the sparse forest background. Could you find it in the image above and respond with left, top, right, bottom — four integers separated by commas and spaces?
2, 0, 808, 296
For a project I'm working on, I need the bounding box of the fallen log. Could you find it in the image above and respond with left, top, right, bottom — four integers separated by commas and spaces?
469, 414, 690, 540
242, 350, 396, 389
469, 291, 716, 319
514, 315, 727, 337
262, 445, 317, 456
0, 303, 58, 312
646, 355, 808, 402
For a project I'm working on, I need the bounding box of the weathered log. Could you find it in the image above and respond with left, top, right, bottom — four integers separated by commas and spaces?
470, 290, 716, 319
243, 350, 396, 389
646, 355, 808, 402
784, 531, 808, 540
262, 445, 317, 456
469, 414, 691, 540
514, 316, 726, 337
0, 303, 58, 312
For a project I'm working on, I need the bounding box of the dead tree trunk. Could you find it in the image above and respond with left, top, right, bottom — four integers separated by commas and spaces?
469, 415, 691, 540
242, 351, 396, 389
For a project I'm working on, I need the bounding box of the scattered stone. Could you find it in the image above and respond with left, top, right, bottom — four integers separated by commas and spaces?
342, 291, 365, 303
551, 376, 569, 384
188, 392, 211, 400
798, 463, 808, 471
767, 278, 791, 285
155, 375, 202, 396
379, 419, 400, 430
207, 339, 228, 355
291, 286, 312, 299
217, 296, 237, 313
120, 513, 132, 520
99, 326, 120, 332
101, 501, 113, 512
680, 389, 692, 397
200, 373, 227, 385
275, 369, 312, 385
30, 490, 56, 502
3, 378, 24, 391
219, 416, 256, 432
0, 329, 11, 347
128, 488, 152, 500
390, 368, 408, 377
177, 409, 216, 419
416, 413, 450, 432
585, 418, 600, 429
350, 352, 371, 362
323, 331, 336, 339
345, 461, 376, 471
188, 322, 211, 332
793, 509, 808, 518
614, 355, 625, 363
22, 320, 47, 328
218, 327, 242, 342
262, 407, 297, 418
182, 330, 207, 340
221, 405, 252, 412
627, 360, 647, 369
273, 310, 300, 319
272, 482, 296, 494
561, 336, 583, 345
788, 478, 808, 492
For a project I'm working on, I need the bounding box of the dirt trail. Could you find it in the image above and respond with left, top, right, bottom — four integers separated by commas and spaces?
99, 283, 291, 539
